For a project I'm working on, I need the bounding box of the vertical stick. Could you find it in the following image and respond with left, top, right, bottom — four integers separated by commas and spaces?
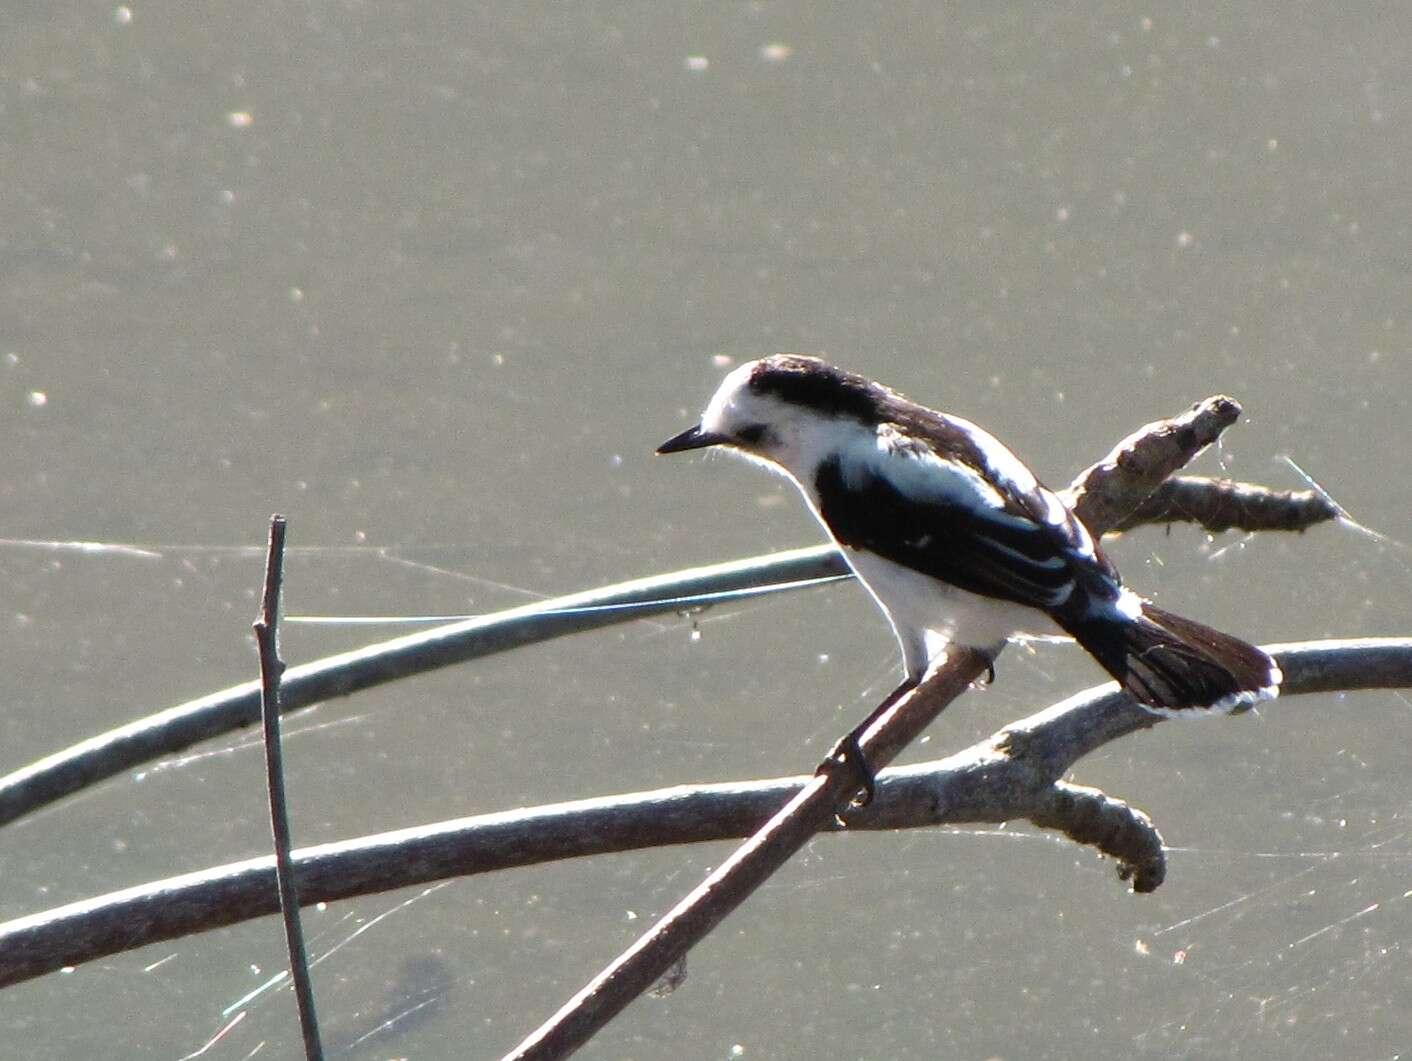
253, 515, 324, 1061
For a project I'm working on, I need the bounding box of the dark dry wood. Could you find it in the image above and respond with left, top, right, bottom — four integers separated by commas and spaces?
254, 515, 324, 1061
1109, 476, 1340, 533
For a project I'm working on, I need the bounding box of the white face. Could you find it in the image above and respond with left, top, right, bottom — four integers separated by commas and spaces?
698, 359, 872, 478
698, 362, 773, 440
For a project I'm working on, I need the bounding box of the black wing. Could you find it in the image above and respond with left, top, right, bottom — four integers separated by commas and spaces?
813, 426, 1116, 613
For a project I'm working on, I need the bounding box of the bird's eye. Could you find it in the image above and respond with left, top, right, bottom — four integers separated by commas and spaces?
734, 423, 769, 446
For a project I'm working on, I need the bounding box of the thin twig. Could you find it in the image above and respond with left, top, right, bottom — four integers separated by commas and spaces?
0, 638, 1404, 991
253, 516, 323, 1061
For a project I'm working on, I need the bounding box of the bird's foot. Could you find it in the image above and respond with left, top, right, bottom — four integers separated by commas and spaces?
818, 732, 876, 823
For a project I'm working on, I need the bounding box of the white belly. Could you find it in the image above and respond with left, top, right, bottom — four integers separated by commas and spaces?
843, 546, 1061, 679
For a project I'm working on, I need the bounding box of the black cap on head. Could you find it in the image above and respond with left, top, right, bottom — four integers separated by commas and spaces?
745, 355, 887, 424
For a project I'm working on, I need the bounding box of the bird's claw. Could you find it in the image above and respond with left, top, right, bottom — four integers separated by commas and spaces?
818, 732, 876, 819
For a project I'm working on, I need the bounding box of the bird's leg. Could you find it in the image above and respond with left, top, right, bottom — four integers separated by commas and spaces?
817, 676, 920, 815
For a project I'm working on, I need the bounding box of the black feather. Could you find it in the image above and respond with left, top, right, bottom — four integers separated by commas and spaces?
1059, 603, 1279, 712
813, 452, 1112, 613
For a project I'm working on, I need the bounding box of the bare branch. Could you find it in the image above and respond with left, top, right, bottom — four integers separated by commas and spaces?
1033, 782, 1166, 892
505, 647, 991, 1060
0, 638, 1405, 991
253, 516, 324, 1061
0, 546, 847, 828
1061, 395, 1243, 530
1107, 476, 1339, 534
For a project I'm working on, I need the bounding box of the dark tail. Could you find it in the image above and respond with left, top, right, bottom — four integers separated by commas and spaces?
1060, 602, 1281, 714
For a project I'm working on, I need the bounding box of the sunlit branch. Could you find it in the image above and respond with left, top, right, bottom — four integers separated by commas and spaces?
0, 638, 1404, 992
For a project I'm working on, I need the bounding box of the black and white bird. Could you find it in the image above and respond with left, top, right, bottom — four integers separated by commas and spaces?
658, 355, 1281, 736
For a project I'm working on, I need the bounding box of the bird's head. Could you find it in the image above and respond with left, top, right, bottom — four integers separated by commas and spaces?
657, 354, 888, 475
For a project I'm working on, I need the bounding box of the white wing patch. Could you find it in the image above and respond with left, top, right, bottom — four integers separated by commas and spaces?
946, 415, 1039, 494
859, 423, 1006, 511
944, 414, 1097, 558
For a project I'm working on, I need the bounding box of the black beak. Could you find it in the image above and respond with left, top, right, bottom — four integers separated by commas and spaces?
656, 423, 731, 454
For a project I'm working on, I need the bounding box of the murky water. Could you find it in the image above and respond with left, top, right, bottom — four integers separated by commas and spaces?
2, 5, 1409, 1058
